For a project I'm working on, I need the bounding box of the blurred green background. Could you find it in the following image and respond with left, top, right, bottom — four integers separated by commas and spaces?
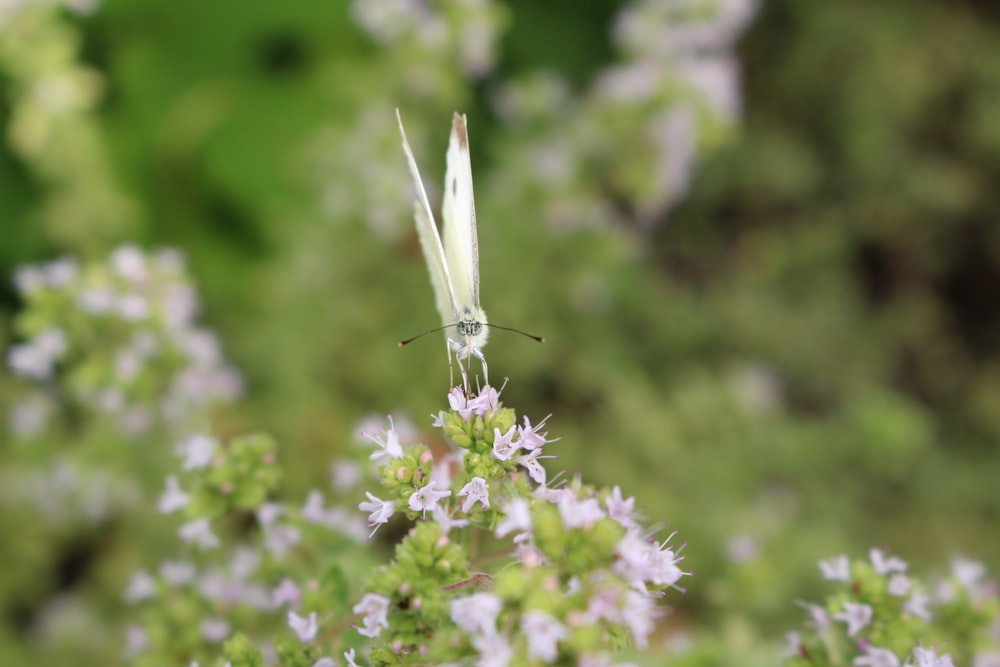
2, 0, 1000, 665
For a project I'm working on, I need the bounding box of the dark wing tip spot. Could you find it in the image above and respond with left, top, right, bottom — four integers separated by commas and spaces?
452, 113, 469, 150
452, 177, 458, 195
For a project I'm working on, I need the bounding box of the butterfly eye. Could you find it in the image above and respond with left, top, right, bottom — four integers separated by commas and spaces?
457, 320, 483, 337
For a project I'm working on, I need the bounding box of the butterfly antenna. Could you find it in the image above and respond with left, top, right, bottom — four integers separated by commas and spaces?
399, 323, 458, 347
484, 323, 545, 344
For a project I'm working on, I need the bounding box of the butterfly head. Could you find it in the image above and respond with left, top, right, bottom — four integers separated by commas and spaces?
451, 306, 489, 360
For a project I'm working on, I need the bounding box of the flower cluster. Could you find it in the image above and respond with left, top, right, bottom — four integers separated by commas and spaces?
7, 246, 242, 438
489, 0, 758, 234
126, 430, 372, 665
784, 549, 1000, 667
0, 0, 138, 248
353, 384, 688, 666
351, 0, 507, 79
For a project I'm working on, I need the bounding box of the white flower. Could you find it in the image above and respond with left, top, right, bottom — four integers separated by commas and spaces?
451, 592, 502, 637
457, 477, 490, 512
179, 518, 220, 550
447, 387, 475, 420
123, 571, 157, 603
491, 425, 519, 461
515, 448, 547, 485
353, 593, 390, 638
180, 434, 217, 470
495, 498, 532, 539
797, 601, 831, 631
819, 555, 851, 582
288, 611, 318, 642
903, 591, 932, 620
358, 492, 396, 537
909, 646, 954, 667
513, 415, 552, 451
361, 416, 405, 462
157, 476, 190, 514
834, 601, 873, 637
7, 329, 67, 380
854, 646, 900, 667
870, 548, 907, 575
272, 578, 301, 608
614, 531, 685, 587
888, 574, 912, 597
468, 385, 501, 416
432, 504, 470, 534
522, 610, 567, 662
408, 483, 451, 513
263, 524, 301, 558
604, 486, 637, 528
471, 631, 513, 667
111, 245, 149, 283
159, 560, 196, 586
200, 617, 230, 643
557, 494, 605, 529
620, 590, 658, 648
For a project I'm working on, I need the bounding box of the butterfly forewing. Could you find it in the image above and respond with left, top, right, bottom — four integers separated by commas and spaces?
396, 110, 459, 326
441, 112, 481, 310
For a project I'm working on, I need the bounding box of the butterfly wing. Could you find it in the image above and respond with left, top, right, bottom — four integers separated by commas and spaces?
396, 109, 459, 326
441, 112, 480, 311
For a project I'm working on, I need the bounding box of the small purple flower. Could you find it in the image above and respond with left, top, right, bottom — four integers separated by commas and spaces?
180, 434, 216, 470
353, 593, 390, 638
272, 578, 301, 608
834, 601, 873, 637
257, 502, 283, 527
288, 610, 319, 642
620, 589, 658, 648
157, 476, 190, 514
492, 425, 519, 461
263, 524, 301, 558
123, 571, 156, 603
408, 483, 451, 513
903, 591, 932, 621
468, 385, 501, 416
514, 414, 552, 451
819, 555, 850, 582
870, 548, 907, 575
448, 387, 475, 420
888, 574, 911, 597
522, 610, 568, 662
854, 646, 900, 667
515, 448, 548, 484
200, 617, 230, 643
432, 504, 469, 534
362, 415, 405, 463
605, 486, 637, 529
179, 518, 220, 550
451, 592, 502, 636
159, 560, 196, 586
471, 632, 513, 667
558, 494, 605, 529
495, 498, 532, 539
457, 477, 490, 512
358, 492, 396, 537
911, 646, 954, 667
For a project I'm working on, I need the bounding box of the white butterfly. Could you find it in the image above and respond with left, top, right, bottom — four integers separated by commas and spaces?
396, 110, 490, 388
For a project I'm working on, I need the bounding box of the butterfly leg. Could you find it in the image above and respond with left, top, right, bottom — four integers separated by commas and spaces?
449, 339, 472, 394
471, 347, 489, 388
445, 338, 456, 389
